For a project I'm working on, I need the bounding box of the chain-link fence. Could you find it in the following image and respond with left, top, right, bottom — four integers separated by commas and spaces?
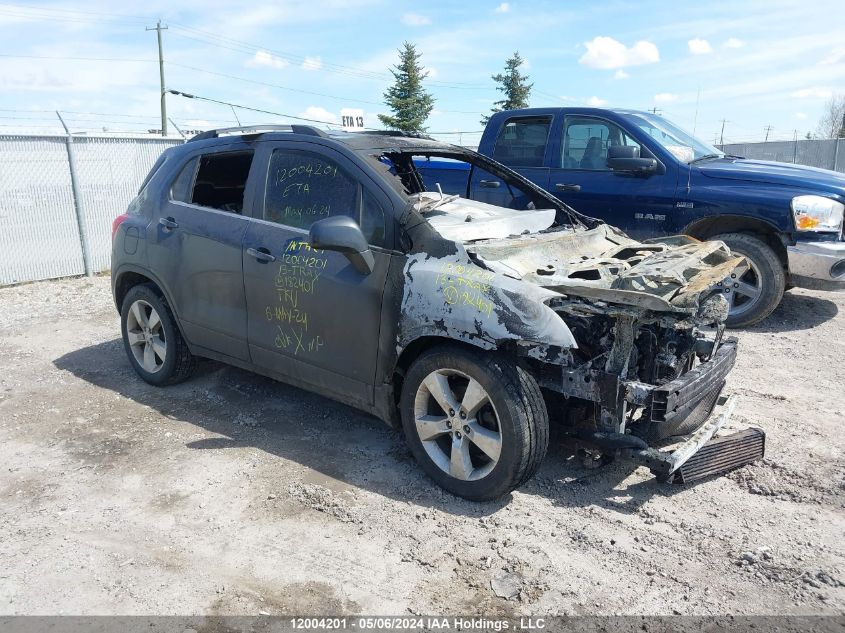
0, 134, 183, 286
719, 138, 845, 173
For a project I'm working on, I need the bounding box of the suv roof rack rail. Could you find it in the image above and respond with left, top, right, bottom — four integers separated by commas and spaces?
188, 124, 328, 142
353, 130, 434, 140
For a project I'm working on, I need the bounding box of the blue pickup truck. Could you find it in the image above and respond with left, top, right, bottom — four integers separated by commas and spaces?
417, 108, 845, 326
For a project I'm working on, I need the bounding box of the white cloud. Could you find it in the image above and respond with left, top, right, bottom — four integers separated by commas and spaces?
820, 47, 845, 65
614, 69, 629, 79
401, 13, 431, 26
299, 106, 338, 124
302, 56, 322, 71
654, 92, 678, 103
246, 50, 288, 69
723, 37, 744, 49
794, 112, 807, 120
579, 36, 659, 69
688, 38, 713, 55
791, 87, 833, 99
587, 96, 607, 107
495, 2, 510, 12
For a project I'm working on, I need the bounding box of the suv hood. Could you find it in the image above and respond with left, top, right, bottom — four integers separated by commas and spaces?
467, 224, 744, 317
699, 158, 845, 196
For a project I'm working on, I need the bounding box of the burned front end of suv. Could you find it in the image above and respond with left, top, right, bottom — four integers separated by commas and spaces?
465, 227, 764, 482
380, 143, 764, 483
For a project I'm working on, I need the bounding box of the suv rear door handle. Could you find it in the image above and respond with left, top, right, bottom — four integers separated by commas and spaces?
479, 179, 501, 188
555, 183, 581, 192
246, 247, 276, 263
159, 216, 178, 229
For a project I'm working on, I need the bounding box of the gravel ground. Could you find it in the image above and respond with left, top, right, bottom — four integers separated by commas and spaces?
0, 275, 843, 616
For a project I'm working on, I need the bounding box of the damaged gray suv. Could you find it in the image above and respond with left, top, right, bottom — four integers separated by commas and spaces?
111, 125, 764, 501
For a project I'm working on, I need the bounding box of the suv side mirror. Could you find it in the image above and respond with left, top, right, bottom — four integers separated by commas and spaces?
607, 145, 658, 174
309, 216, 374, 275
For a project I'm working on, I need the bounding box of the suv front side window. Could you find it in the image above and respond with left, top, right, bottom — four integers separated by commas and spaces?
264, 149, 386, 247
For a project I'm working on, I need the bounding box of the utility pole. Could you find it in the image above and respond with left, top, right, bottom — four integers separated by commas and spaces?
649, 107, 662, 115
719, 119, 728, 145
147, 20, 168, 137
764, 125, 773, 142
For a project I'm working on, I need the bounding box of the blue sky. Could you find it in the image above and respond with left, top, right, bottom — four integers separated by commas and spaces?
1, 0, 843, 145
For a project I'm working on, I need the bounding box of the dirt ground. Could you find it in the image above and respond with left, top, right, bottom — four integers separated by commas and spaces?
0, 275, 843, 617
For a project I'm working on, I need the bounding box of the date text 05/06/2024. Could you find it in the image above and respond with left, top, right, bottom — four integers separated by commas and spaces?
289, 616, 547, 631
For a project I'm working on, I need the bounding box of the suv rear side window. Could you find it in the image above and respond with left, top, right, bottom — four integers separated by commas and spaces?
492, 116, 551, 168
189, 151, 254, 214
264, 149, 386, 246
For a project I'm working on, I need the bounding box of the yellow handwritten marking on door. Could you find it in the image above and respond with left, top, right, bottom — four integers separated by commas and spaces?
274, 326, 324, 355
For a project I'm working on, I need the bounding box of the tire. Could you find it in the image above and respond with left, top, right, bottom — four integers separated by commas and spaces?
712, 233, 785, 328
120, 284, 196, 386
399, 345, 549, 501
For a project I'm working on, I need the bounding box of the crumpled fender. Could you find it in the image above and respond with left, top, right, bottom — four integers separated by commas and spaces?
398, 251, 578, 356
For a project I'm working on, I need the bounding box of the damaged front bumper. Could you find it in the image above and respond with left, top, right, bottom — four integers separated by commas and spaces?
542, 338, 765, 482
631, 395, 765, 483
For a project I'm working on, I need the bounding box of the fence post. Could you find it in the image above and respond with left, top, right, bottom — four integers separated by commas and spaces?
834, 138, 841, 173
56, 111, 93, 277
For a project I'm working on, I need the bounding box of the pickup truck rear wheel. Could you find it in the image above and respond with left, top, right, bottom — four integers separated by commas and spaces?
400, 346, 549, 501
712, 233, 785, 327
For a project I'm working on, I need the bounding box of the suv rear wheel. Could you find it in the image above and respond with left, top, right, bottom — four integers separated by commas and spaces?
712, 232, 785, 328
400, 346, 548, 501
120, 284, 196, 386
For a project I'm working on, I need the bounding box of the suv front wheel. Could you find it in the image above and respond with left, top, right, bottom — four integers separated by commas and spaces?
120, 284, 196, 386
400, 346, 549, 501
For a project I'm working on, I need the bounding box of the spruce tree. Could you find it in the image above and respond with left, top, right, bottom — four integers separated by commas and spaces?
481, 51, 533, 125
378, 42, 435, 133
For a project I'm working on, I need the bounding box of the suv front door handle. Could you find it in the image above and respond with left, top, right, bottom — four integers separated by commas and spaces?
246, 247, 276, 263
159, 216, 178, 229
555, 183, 581, 192
479, 179, 501, 188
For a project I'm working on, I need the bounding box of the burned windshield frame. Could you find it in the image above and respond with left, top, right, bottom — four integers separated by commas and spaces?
361, 149, 597, 229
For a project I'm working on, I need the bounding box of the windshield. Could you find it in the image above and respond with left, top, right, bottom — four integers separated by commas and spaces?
622, 112, 724, 163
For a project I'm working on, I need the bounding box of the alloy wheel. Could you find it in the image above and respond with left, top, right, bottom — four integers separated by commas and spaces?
412, 368, 502, 481
126, 299, 167, 373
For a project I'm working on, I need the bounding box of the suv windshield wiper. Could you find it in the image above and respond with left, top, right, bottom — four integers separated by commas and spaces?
688, 153, 724, 165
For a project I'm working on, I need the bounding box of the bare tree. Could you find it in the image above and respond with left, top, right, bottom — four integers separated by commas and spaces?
816, 94, 845, 138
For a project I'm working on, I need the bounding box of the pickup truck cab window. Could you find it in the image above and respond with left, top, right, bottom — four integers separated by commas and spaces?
492, 116, 552, 168
562, 116, 641, 170
265, 148, 385, 247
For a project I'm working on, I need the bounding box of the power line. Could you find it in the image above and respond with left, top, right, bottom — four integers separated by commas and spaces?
167, 89, 485, 135
0, 53, 155, 62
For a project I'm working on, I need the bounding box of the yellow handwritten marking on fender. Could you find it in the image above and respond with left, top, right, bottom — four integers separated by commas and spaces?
460, 290, 493, 316
434, 262, 495, 315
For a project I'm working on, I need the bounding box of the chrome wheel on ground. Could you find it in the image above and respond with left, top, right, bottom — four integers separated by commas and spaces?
413, 368, 502, 481
724, 258, 764, 320
713, 232, 785, 328
126, 299, 166, 374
